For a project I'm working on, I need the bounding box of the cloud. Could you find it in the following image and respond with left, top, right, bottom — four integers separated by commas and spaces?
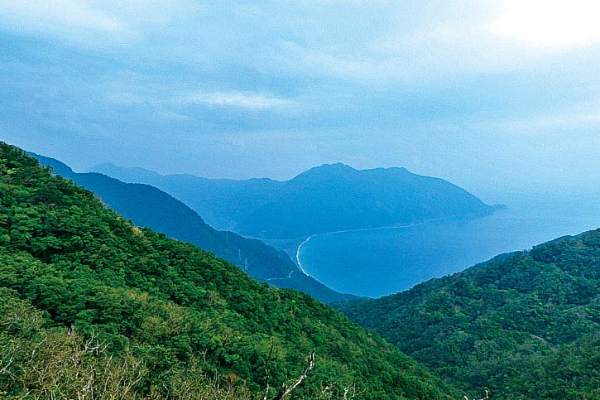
490, 0, 600, 46
181, 92, 295, 110
490, 109, 600, 135
0, 0, 586, 83
0, 0, 130, 38
0, 0, 201, 48
105, 87, 296, 111
158, 110, 192, 121
3, 0, 600, 194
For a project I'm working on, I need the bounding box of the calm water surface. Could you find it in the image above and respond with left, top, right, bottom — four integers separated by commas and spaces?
298, 199, 600, 297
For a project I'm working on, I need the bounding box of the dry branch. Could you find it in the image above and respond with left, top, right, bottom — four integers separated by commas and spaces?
273, 352, 315, 400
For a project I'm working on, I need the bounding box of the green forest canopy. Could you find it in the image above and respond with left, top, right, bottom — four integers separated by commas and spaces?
336, 232, 600, 399
0, 142, 457, 399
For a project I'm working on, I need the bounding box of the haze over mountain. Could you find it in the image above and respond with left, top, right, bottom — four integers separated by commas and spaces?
4, 1, 600, 398
0, 142, 457, 398
32, 153, 354, 303
5, 2, 600, 199
336, 230, 600, 398
93, 162, 498, 239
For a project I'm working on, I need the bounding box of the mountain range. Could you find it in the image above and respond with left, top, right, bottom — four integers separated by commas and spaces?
31, 153, 354, 304
93, 162, 499, 239
4, 141, 600, 398
0, 141, 458, 398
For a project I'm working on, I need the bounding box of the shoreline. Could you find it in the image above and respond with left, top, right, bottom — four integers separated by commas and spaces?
295, 234, 316, 276
294, 219, 446, 277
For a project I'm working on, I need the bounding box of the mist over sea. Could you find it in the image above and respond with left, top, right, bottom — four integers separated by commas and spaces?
298, 195, 600, 298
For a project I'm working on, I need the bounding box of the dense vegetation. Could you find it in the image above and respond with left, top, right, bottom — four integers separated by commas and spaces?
337, 234, 600, 399
93, 162, 496, 239
0, 287, 254, 399
0, 142, 457, 398
33, 153, 352, 303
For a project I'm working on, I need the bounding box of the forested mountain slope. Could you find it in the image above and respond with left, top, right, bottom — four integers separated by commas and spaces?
336, 233, 600, 399
32, 153, 354, 303
93, 162, 497, 239
0, 142, 457, 398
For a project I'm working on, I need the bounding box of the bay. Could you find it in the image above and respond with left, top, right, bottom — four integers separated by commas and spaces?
297, 197, 600, 298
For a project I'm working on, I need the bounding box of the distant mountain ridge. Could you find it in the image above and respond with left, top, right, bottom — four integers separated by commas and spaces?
32, 153, 355, 303
2, 142, 457, 398
92, 162, 498, 239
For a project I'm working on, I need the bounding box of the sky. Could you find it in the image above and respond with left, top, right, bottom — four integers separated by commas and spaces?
2, 0, 600, 202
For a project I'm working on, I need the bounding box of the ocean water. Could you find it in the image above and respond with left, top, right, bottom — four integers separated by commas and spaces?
297, 199, 600, 298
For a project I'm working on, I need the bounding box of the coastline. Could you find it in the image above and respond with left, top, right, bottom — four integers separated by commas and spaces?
294, 220, 444, 278
295, 234, 316, 276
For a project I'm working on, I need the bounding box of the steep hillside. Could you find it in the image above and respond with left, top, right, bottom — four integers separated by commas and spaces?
0, 142, 457, 398
93, 162, 281, 231
33, 154, 354, 304
92, 163, 497, 239
336, 233, 600, 398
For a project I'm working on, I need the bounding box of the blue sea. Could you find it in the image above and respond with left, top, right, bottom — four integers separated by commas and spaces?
297, 196, 600, 298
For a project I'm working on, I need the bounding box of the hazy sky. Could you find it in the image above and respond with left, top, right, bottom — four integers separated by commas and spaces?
2, 0, 600, 201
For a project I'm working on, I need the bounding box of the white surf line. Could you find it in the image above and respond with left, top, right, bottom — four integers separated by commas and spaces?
294, 217, 452, 277
296, 234, 316, 276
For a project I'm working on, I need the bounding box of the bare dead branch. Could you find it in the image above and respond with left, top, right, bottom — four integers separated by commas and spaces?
263, 338, 275, 400
273, 352, 315, 400
465, 389, 490, 400
344, 383, 357, 399
0, 358, 15, 379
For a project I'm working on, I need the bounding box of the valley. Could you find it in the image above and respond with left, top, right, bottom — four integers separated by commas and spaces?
4, 2, 600, 398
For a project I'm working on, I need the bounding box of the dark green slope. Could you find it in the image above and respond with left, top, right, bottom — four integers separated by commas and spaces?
336, 232, 600, 399
92, 162, 496, 239
32, 153, 354, 304
0, 143, 457, 399
93, 162, 281, 232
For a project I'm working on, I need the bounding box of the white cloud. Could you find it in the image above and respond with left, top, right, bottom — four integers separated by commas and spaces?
181, 92, 295, 110
0, 0, 201, 48
105, 92, 149, 106
159, 109, 192, 121
0, 0, 129, 35
490, 0, 600, 46
2, 0, 591, 84
478, 108, 600, 136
